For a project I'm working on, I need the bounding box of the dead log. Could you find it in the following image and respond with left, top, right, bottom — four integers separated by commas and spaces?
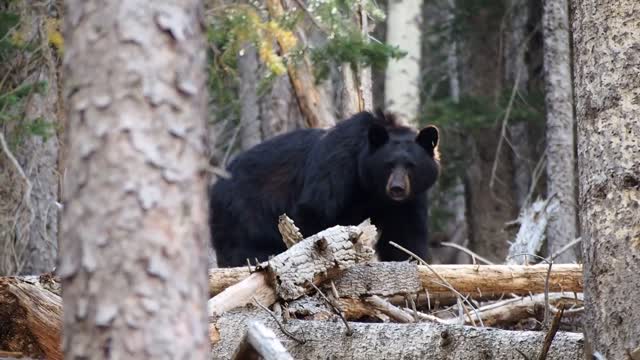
208, 225, 374, 316
0, 275, 62, 360
231, 321, 293, 360
210, 262, 582, 298
212, 309, 584, 359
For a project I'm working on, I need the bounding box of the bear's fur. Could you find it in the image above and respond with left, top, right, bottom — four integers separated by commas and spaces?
209, 110, 440, 267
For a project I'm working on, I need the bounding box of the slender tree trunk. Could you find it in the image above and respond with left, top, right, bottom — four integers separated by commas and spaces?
573, 0, 640, 357
238, 44, 263, 151
459, 3, 519, 263
60, 0, 210, 358
543, 0, 577, 262
385, 0, 423, 124
505, 0, 534, 211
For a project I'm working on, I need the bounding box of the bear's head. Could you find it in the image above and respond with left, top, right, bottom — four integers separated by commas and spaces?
360, 112, 440, 203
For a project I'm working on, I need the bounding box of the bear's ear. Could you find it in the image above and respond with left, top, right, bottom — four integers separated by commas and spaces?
416, 125, 439, 156
368, 123, 389, 149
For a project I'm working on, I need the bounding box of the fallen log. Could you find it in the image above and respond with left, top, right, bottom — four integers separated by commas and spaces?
208, 224, 375, 316
0, 275, 62, 360
212, 309, 584, 359
209, 262, 583, 298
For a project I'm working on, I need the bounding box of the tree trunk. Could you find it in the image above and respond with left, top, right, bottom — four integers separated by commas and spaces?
460, 3, 519, 264
505, 0, 534, 211
238, 44, 263, 151
572, 0, 640, 358
60, 0, 210, 358
0, 1, 62, 275
543, 0, 577, 263
385, 0, 423, 124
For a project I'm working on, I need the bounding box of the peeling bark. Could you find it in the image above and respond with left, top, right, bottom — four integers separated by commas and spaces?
572, 0, 640, 358
60, 0, 210, 358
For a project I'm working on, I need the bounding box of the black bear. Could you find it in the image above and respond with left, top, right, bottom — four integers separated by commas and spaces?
209, 110, 440, 267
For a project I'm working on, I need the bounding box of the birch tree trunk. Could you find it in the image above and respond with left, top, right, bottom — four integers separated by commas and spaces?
573, 0, 640, 357
385, 0, 423, 124
543, 0, 577, 263
60, 0, 210, 358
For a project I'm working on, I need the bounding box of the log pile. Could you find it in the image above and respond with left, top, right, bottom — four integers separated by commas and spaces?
0, 219, 585, 359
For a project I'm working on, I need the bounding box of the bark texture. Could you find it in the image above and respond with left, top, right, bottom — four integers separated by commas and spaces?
544, 0, 577, 263
572, 0, 640, 358
385, 0, 422, 123
212, 309, 584, 359
60, 0, 210, 358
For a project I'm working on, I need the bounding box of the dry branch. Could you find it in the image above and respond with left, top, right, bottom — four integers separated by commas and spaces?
507, 197, 559, 265
208, 225, 374, 316
231, 321, 293, 360
0, 275, 62, 360
212, 309, 584, 359
445, 293, 582, 327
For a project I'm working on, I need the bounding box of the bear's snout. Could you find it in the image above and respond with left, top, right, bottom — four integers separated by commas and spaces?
386, 167, 411, 201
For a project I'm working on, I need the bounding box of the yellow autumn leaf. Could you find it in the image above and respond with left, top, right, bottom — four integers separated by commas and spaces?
45, 17, 64, 55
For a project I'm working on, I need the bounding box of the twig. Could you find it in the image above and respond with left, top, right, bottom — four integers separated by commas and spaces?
310, 283, 352, 336
547, 237, 582, 262
252, 297, 305, 344
366, 295, 414, 323
407, 294, 418, 322
400, 307, 447, 324
389, 241, 484, 327
489, 66, 521, 193
507, 253, 553, 327
537, 304, 564, 360
440, 242, 495, 265
292, 0, 330, 33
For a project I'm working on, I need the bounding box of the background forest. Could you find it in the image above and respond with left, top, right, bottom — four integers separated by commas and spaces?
0, 0, 576, 272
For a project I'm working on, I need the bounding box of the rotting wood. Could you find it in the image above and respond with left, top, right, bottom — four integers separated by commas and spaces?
0, 277, 62, 360
208, 224, 375, 316
212, 309, 584, 359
